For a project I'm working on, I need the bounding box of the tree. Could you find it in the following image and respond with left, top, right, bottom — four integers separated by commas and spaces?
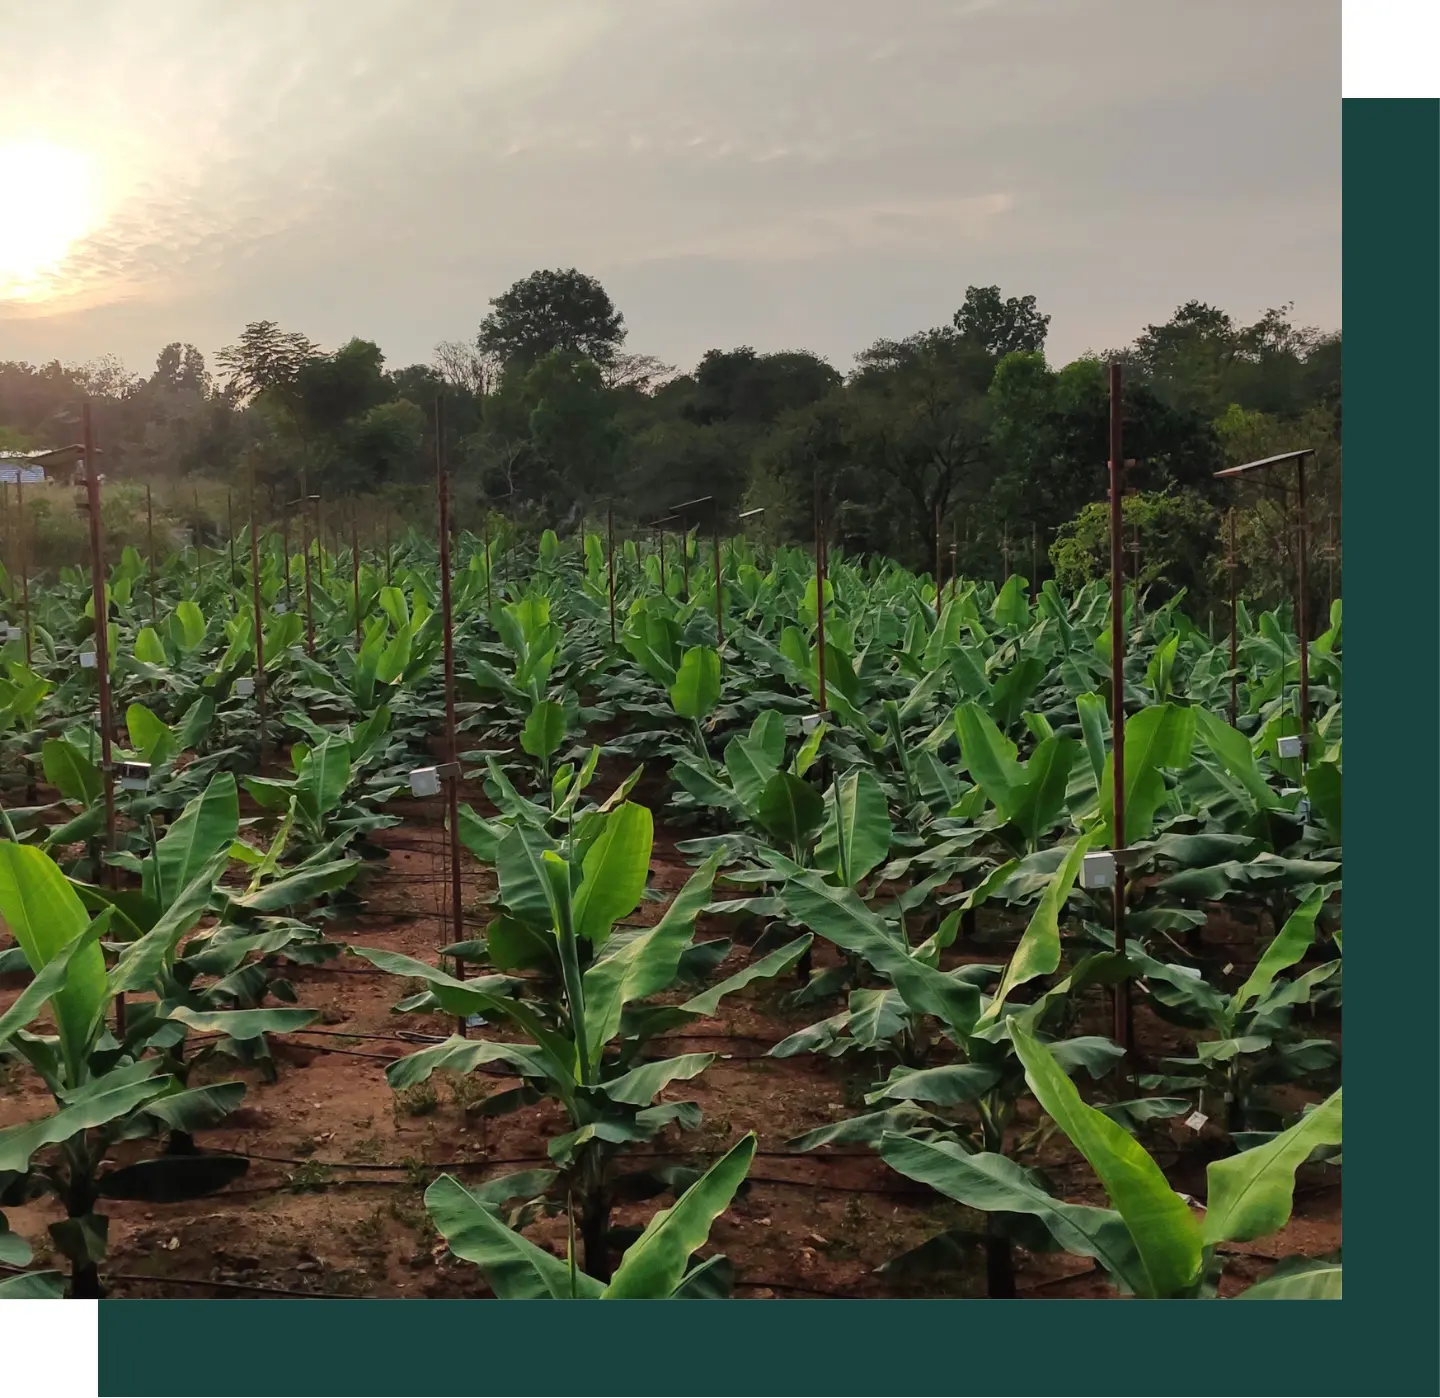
215, 321, 317, 401
685, 348, 841, 426
432, 339, 495, 396
294, 339, 388, 439
953, 286, 1051, 360
151, 343, 210, 396
478, 269, 626, 370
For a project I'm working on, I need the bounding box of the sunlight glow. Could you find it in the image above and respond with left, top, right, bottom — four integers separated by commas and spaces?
0, 140, 101, 301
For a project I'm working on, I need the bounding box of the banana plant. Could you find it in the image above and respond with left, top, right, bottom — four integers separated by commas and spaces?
356, 806, 808, 1280
0, 844, 250, 1297
882, 1022, 1342, 1298
424, 1132, 756, 1299
1128, 888, 1340, 1133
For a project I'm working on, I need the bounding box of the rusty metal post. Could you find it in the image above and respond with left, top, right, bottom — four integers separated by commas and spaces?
145, 483, 157, 627
713, 520, 724, 647
814, 473, 827, 712
384, 513, 393, 589
281, 508, 292, 608
657, 525, 666, 595
680, 518, 691, 602
1107, 363, 1130, 1054
606, 504, 616, 644
1295, 456, 1310, 764
314, 495, 325, 588
226, 490, 237, 608
249, 468, 267, 771
482, 512, 492, 612
933, 500, 942, 611
1327, 512, 1337, 611
16, 478, 31, 668
82, 404, 122, 1034
301, 496, 316, 658
435, 399, 467, 1030
1227, 508, 1239, 728
351, 510, 361, 650
1002, 523, 1010, 582
1031, 523, 1039, 603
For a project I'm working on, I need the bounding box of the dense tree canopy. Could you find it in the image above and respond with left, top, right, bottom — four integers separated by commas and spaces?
0, 272, 1339, 616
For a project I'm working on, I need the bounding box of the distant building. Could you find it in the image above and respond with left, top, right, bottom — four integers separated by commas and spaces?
0, 444, 95, 485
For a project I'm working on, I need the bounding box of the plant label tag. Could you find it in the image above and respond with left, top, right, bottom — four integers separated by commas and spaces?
465, 1015, 487, 1029
4, 625, 21, 642
409, 767, 442, 798
235, 677, 255, 698
1223, 962, 1234, 976
1185, 1111, 1208, 1132
79, 650, 98, 669
274, 602, 288, 614
1276, 734, 1303, 759
1081, 850, 1116, 890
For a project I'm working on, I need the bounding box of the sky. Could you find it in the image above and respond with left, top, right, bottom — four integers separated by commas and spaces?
0, 0, 1339, 381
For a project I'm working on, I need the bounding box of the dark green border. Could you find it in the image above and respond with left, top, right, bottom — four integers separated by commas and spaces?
97, 100, 1438, 1398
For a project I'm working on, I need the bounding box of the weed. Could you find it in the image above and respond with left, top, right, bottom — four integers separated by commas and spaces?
286, 1160, 333, 1193
394, 1082, 439, 1118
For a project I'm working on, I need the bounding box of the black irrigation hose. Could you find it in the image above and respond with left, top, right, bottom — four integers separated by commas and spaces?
105, 1271, 348, 1300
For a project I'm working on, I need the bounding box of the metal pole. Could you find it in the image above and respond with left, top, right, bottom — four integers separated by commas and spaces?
351, 510, 361, 650
226, 490, 236, 607
301, 487, 315, 658
82, 404, 122, 1034
281, 508, 292, 608
16, 478, 31, 667
1031, 523, 1039, 603
249, 467, 267, 771
435, 398, 467, 1031
606, 504, 616, 644
680, 517, 690, 602
814, 473, 827, 712
933, 500, 942, 610
1107, 362, 1130, 1053
713, 519, 724, 647
658, 526, 666, 595
1002, 524, 1010, 582
1324, 509, 1336, 607
482, 512, 492, 612
315, 496, 325, 588
1228, 508, 1239, 728
1295, 457, 1310, 763
145, 483, 157, 627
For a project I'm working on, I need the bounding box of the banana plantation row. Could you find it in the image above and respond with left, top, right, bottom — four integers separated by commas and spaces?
0, 521, 1342, 1300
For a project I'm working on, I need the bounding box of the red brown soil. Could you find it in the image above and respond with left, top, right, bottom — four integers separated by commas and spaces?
0, 780, 1341, 1301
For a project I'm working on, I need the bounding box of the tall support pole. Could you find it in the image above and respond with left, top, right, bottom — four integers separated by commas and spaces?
1031, 523, 1039, 603
1227, 508, 1239, 728
713, 519, 724, 647
249, 467, 268, 772
145, 483, 157, 627
16, 478, 31, 668
482, 512, 492, 612
1295, 456, 1310, 762
314, 495, 325, 588
82, 404, 122, 1034
606, 504, 616, 644
301, 491, 316, 658
435, 398, 467, 1031
351, 510, 362, 650
226, 490, 237, 608
933, 500, 942, 611
814, 473, 827, 713
1327, 511, 1337, 611
679, 517, 691, 602
384, 513, 393, 588
281, 508, 292, 608
1002, 523, 1010, 582
1107, 362, 1130, 1054
657, 526, 666, 595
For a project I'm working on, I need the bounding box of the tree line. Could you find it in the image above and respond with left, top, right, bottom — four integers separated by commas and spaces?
0, 269, 1340, 618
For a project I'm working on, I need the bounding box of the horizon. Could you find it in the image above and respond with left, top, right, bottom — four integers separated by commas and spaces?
1, 1, 1339, 378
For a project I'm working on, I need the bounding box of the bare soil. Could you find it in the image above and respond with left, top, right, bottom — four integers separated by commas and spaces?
0, 779, 1341, 1301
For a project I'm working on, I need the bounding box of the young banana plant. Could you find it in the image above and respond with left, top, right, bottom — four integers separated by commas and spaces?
355, 802, 808, 1281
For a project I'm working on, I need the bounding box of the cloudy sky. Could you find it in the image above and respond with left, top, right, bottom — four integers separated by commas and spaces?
0, 0, 1339, 380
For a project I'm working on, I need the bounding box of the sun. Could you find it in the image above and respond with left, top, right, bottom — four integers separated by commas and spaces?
0, 140, 100, 302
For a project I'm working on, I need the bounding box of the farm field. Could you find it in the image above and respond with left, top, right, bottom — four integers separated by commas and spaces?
0, 508, 1342, 1302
